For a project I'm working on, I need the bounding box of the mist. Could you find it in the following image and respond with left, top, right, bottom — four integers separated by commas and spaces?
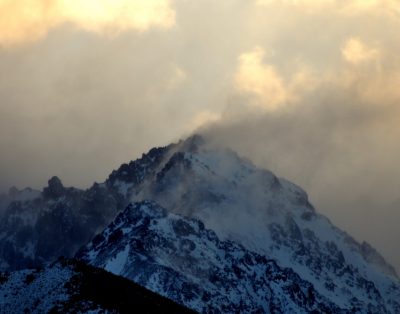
200, 86, 400, 271
0, 0, 399, 270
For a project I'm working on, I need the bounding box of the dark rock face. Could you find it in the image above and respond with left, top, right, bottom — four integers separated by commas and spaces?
0, 182, 120, 271
107, 144, 172, 187
8, 186, 19, 198
43, 176, 65, 198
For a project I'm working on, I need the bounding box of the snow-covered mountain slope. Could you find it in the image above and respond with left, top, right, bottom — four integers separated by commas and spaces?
0, 258, 194, 314
77, 201, 345, 313
2, 135, 400, 312
82, 135, 400, 313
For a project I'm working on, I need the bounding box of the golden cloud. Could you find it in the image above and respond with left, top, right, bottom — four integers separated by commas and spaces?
257, 0, 334, 7
234, 47, 289, 110
257, 0, 400, 16
343, 0, 400, 16
234, 47, 319, 111
0, 0, 175, 47
189, 110, 222, 131
342, 38, 379, 65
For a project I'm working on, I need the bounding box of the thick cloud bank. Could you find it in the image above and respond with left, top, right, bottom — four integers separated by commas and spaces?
0, 0, 399, 270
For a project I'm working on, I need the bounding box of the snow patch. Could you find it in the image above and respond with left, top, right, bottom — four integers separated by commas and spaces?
104, 244, 130, 275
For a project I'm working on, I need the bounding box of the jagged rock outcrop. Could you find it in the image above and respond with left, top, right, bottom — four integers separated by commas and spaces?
43, 176, 65, 199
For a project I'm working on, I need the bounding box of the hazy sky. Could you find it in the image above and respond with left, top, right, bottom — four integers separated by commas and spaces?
1, 0, 399, 271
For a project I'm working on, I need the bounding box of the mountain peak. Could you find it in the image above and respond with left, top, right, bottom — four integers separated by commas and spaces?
177, 134, 205, 152
8, 186, 19, 197
43, 176, 65, 198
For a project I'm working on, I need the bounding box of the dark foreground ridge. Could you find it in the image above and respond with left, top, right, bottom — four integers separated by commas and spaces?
0, 258, 195, 313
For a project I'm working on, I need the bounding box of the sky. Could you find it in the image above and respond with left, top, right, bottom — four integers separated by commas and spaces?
0, 0, 399, 271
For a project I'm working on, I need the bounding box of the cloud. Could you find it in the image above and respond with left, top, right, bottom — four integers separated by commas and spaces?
189, 111, 222, 131
342, 38, 379, 65
256, 0, 335, 10
234, 47, 319, 111
166, 66, 187, 90
1, 0, 400, 272
343, 0, 400, 16
234, 47, 289, 110
257, 0, 400, 15
0, 0, 175, 47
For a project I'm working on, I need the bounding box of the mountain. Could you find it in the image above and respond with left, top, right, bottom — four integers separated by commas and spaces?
79, 136, 400, 313
76, 199, 400, 313
77, 201, 344, 313
1, 135, 399, 312
0, 178, 120, 270
0, 258, 194, 313
0, 138, 177, 271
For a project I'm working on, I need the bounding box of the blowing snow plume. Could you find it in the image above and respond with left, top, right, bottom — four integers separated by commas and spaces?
196, 1, 400, 272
